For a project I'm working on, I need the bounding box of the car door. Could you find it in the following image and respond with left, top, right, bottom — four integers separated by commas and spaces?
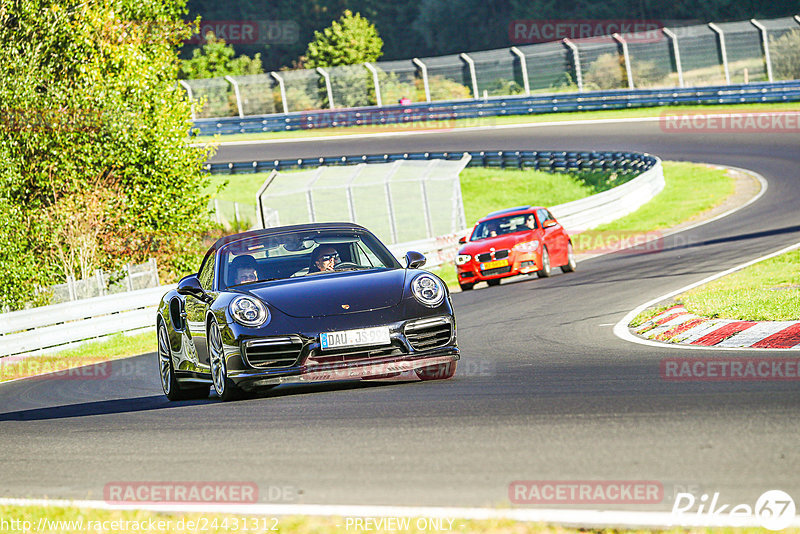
537, 208, 565, 262
185, 253, 216, 370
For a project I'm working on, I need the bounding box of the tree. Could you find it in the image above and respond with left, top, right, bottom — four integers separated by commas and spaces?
0, 0, 214, 309
180, 32, 263, 79
303, 10, 383, 68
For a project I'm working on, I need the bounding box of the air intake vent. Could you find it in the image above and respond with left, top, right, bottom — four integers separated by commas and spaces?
244, 336, 303, 369
404, 317, 453, 351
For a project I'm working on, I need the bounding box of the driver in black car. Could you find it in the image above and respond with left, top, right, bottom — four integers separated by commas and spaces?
230, 255, 258, 285
308, 246, 340, 273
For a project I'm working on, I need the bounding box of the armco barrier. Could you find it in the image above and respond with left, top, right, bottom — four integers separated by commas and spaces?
192, 80, 800, 136
0, 285, 174, 357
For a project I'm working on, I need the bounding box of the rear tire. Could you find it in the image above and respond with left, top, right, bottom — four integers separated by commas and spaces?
209, 319, 245, 402
415, 361, 457, 381
486, 279, 501, 287
537, 247, 552, 278
158, 322, 208, 401
459, 282, 474, 291
561, 242, 576, 273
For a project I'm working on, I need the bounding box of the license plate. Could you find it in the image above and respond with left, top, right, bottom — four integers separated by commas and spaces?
480, 259, 509, 270
320, 326, 391, 350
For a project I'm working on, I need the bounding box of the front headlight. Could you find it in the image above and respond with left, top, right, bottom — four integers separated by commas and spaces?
229, 295, 269, 327
513, 240, 540, 253
455, 254, 472, 266
411, 274, 446, 308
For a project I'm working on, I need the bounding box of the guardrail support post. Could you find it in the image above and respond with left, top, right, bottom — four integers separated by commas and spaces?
751, 19, 774, 82
178, 80, 196, 120
316, 67, 335, 109
708, 23, 731, 84
95, 269, 105, 297
270, 72, 289, 114
612, 33, 635, 89
124, 264, 134, 292
149, 258, 159, 287
412, 58, 431, 102
459, 53, 480, 99
67, 275, 77, 301
224, 75, 245, 118
662, 28, 684, 88
509, 46, 531, 96
364, 63, 382, 107
562, 38, 583, 92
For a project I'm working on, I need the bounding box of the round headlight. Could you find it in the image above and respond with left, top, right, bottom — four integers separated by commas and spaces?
229, 295, 269, 327
411, 274, 446, 308
455, 254, 472, 266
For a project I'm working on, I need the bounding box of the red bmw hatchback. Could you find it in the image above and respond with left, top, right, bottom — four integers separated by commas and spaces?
455, 206, 576, 290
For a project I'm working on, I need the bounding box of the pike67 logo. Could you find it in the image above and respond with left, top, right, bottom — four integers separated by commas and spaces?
672, 489, 796, 530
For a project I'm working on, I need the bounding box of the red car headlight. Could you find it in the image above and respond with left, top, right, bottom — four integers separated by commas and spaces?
513, 240, 540, 253
455, 254, 472, 266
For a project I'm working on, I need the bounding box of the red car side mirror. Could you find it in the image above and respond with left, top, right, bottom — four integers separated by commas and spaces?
543, 220, 558, 229
458, 236, 467, 244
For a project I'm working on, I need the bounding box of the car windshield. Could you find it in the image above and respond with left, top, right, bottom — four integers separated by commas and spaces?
219, 229, 402, 288
470, 214, 536, 241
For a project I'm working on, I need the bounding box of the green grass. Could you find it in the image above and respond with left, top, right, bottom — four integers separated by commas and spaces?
678, 249, 800, 321
191, 102, 800, 144
0, 331, 155, 383
1, 505, 795, 533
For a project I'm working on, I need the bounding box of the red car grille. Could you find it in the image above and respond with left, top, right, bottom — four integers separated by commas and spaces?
482, 266, 512, 277
476, 249, 509, 262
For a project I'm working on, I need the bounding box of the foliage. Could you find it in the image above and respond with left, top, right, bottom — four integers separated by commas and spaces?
584, 53, 626, 90
421, 76, 472, 101
483, 78, 524, 97
180, 32, 263, 79
0, 0, 214, 309
770, 29, 800, 81
303, 10, 383, 69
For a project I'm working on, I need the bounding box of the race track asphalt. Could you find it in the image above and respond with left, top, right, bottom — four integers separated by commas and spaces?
1, 119, 799, 512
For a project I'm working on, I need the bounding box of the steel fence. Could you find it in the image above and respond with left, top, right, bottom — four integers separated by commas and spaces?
183, 15, 800, 120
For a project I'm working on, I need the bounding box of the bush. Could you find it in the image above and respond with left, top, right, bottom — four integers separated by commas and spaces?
584, 52, 626, 90
421, 75, 472, 101
770, 29, 800, 81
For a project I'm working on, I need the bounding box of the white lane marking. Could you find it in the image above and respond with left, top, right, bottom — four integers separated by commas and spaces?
715, 321, 799, 348
614, 240, 800, 351
1, 497, 796, 528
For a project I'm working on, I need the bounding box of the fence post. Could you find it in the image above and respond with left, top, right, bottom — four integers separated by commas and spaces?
708, 23, 731, 84
750, 19, 773, 82
412, 58, 431, 102
224, 75, 245, 118
509, 46, 531, 96
662, 28, 684, 88
125, 264, 134, 291
562, 38, 583, 92
214, 198, 221, 224
459, 53, 479, 99
612, 33, 635, 89
270, 72, 289, 113
95, 269, 105, 297
178, 80, 196, 120
364, 63, 382, 107
233, 202, 241, 229
384, 160, 403, 244
150, 258, 160, 287
67, 275, 77, 301
316, 67, 335, 109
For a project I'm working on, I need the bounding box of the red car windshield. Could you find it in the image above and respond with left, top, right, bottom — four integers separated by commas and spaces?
470, 214, 537, 241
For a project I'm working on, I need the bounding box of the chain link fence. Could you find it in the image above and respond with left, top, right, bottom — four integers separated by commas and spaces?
183, 16, 800, 118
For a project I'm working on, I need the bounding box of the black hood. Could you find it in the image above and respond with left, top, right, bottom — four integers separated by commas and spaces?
244, 269, 407, 318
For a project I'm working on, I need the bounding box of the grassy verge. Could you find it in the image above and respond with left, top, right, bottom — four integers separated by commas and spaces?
192, 102, 799, 144
677, 249, 800, 321
1, 505, 794, 534
0, 331, 154, 383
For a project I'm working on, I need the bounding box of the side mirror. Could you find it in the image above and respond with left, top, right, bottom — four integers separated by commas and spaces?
177, 274, 211, 303
543, 219, 558, 229
404, 251, 427, 269
458, 236, 467, 244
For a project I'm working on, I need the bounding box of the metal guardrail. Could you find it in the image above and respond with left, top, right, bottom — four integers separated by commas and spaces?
193, 80, 800, 136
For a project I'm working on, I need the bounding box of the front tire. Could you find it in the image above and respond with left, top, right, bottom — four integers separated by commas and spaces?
415, 361, 457, 380
158, 322, 208, 401
537, 247, 552, 278
208, 319, 245, 402
561, 242, 576, 273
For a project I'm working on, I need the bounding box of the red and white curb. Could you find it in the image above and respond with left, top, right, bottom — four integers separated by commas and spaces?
635, 305, 800, 349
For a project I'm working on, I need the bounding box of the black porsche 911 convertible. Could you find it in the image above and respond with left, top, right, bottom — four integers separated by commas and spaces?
156, 223, 459, 401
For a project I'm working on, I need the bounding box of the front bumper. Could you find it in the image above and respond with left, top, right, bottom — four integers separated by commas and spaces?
457, 251, 538, 283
